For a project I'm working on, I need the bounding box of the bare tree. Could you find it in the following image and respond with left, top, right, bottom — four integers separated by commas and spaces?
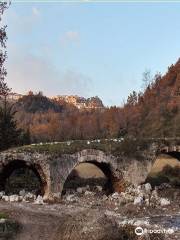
0, 0, 10, 98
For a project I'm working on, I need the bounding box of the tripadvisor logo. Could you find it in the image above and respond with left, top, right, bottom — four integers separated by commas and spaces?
135, 227, 174, 236
135, 227, 144, 236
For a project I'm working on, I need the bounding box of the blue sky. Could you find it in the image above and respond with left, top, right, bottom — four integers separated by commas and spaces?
2, 1, 180, 106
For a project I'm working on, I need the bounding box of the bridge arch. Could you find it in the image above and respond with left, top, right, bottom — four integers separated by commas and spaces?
0, 160, 47, 195
0, 153, 51, 200
62, 161, 114, 194
145, 151, 180, 187
59, 149, 122, 195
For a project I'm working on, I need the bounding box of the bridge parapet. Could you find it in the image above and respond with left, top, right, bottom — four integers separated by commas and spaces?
160, 145, 180, 153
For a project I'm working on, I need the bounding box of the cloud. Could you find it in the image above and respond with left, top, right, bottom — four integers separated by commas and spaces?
6, 46, 92, 97
3, 7, 41, 35
60, 30, 80, 46
65, 31, 79, 41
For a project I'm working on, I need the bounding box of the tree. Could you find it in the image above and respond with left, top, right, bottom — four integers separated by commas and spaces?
19, 128, 31, 145
0, 1, 10, 98
126, 91, 138, 106
142, 70, 152, 91
0, 105, 21, 150
0, 1, 21, 151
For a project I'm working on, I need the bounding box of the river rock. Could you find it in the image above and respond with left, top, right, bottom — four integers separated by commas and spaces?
111, 192, 120, 199
10, 195, 20, 202
144, 183, 152, 193
2, 196, 9, 202
96, 186, 103, 192
151, 189, 158, 200
76, 185, 90, 194
76, 187, 83, 194
133, 196, 143, 205
84, 191, 95, 196
24, 192, 36, 201
0, 191, 5, 199
66, 194, 77, 202
34, 195, 44, 205
102, 195, 108, 201
19, 190, 26, 197
159, 198, 170, 206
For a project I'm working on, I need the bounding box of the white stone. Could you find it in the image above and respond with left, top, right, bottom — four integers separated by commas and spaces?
144, 183, 152, 193
133, 220, 150, 226
34, 195, 44, 205
76, 187, 83, 194
133, 196, 143, 205
111, 192, 120, 199
160, 198, 170, 206
9, 195, 20, 202
24, 192, 36, 201
151, 189, 159, 200
19, 190, 26, 197
96, 186, 103, 192
0, 219, 6, 223
2, 196, 9, 202
136, 185, 142, 194
76, 186, 90, 194
84, 191, 95, 196
102, 195, 108, 201
66, 194, 76, 202
0, 191, 5, 199
145, 198, 150, 206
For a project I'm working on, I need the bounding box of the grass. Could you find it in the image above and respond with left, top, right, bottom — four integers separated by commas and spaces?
14, 138, 153, 160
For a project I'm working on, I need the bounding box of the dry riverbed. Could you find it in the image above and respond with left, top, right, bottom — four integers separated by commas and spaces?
0, 184, 179, 240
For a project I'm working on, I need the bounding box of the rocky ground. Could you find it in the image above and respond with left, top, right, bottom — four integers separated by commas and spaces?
0, 183, 179, 240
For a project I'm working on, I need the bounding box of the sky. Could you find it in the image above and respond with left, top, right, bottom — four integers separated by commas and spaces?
2, 0, 180, 106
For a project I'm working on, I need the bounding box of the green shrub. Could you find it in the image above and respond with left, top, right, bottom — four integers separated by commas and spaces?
0, 213, 8, 219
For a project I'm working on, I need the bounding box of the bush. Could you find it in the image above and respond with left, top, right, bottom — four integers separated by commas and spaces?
0, 213, 8, 219
162, 165, 180, 186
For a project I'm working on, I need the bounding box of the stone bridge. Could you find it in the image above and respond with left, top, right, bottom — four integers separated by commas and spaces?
0, 138, 179, 201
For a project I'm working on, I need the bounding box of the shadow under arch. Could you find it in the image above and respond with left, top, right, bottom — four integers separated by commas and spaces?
0, 160, 47, 196
163, 151, 180, 161
145, 152, 180, 187
62, 160, 114, 195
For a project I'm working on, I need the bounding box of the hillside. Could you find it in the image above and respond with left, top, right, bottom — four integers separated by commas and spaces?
8, 59, 180, 143
52, 95, 104, 109
123, 59, 180, 137
15, 93, 63, 113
